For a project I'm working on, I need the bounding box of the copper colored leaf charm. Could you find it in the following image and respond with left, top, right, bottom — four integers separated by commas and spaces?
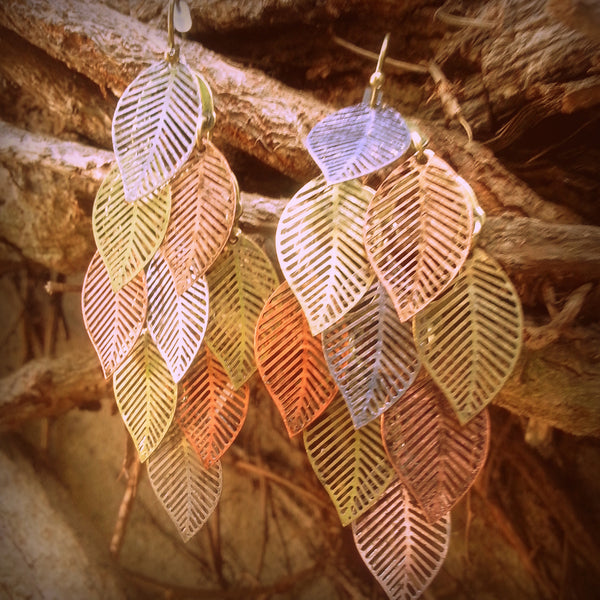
305, 104, 410, 184
81, 251, 147, 378
112, 59, 202, 202
254, 282, 337, 437
160, 142, 238, 294
364, 149, 475, 322
205, 234, 279, 389
177, 346, 250, 468
382, 373, 490, 523
146, 251, 209, 383
304, 394, 394, 526
148, 426, 222, 542
352, 478, 450, 600
113, 330, 177, 462
92, 164, 171, 291
276, 177, 375, 335
413, 248, 523, 424
322, 280, 420, 428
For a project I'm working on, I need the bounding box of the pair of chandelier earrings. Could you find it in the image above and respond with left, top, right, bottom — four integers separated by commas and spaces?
81, 5, 523, 599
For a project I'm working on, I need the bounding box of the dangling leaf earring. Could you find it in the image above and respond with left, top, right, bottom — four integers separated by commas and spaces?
82, 0, 278, 542
255, 33, 523, 600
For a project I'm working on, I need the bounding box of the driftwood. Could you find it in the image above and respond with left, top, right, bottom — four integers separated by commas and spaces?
0, 435, 129, 599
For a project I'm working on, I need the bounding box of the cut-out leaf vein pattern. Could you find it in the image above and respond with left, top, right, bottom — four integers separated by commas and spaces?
147, 251, 209, 382
177, 346, 250, 468
364, 150, 474, 322
304, 394, 394, 525
255, 282, 337, 436
205, 234, 279, 389
148, 426, 222, 542
92, 164, 171, 291
413, 248, 523, 424
352, 478, 450, 600
82, 251, 147, 378
113, 330, 177, 462
322, 280, 420, 428
276, 177, 375, 335
382, 372, 490, 522
112, 59, 202, 202
305, 104, 410, 184
161, 143, 237, 294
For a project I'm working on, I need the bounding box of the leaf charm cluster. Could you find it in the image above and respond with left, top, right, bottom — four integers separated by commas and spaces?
255, 94, 523, 600
82, 45, 278, 542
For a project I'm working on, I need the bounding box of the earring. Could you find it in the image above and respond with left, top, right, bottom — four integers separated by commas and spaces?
82, 0, 278, 542
254, 34, 523, 600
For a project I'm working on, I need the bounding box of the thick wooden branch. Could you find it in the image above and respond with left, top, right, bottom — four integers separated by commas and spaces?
0, 0, 582, 225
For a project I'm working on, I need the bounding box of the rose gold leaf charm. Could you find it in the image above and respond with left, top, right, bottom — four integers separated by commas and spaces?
322, 280, 420, 428
382, 372, 490, 523
113, 330, 177, 462
304, 394, 394, 526
92, 164, 171, 291
205, 233, 279, 389
146, 251, 209, 383
413, 248, 523, 424
276, 176, 375, 335
352, 478, 450, 600
177, 346, 250, 468
112, 59, 202, 203
81, 251, 147, 378
148, 426, 222, 542
254, 282, 337, 437
364, 149, 475, 322
304, 104, 411, 184
161, 142, 238, 295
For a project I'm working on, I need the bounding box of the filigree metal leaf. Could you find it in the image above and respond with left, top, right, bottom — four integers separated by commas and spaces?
160, 142, 237, 295
305, 104, 411, 184
352, 478, 450, 600
113, 330, 177, 462
413, 248, 523, 424
81, 251, 147, 378
112, 59, 202, 202
364, 149, 475, 322
92, 164, 171, 291
205, 234, 279, 389
382, 372, 490, 523
322, 280, 420, 429
276, 177, 375, 335
147, 426, 222, 542
254, 282, 337, 437
304, 394, 394, 526
177, 346, 250, 468
146, 251, 209, 383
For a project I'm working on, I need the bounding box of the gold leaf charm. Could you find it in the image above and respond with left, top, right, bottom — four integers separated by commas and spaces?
304, 394, 394, 526
160, 142, 238, 295
254, 282, 337, 437
352, 478, 450, 600
146, 251, 209, 383
276, 177, 375, 335
81, 251, 147, 378
322, 280, 420, 428
113, 330, 177, 462
382, 372, 490, 523
364, 149, 475, 322
305, 104, 411, 184
112, 59, 202, 202
205, 233, 279, 389
92, 164, 171, 291
413, 248, 523, 424
177, 346, 250, 468
148, 426, 222, 542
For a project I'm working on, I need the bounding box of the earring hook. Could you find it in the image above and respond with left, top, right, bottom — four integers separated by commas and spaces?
366, 33, 390, 108
165, 0, 180, 63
